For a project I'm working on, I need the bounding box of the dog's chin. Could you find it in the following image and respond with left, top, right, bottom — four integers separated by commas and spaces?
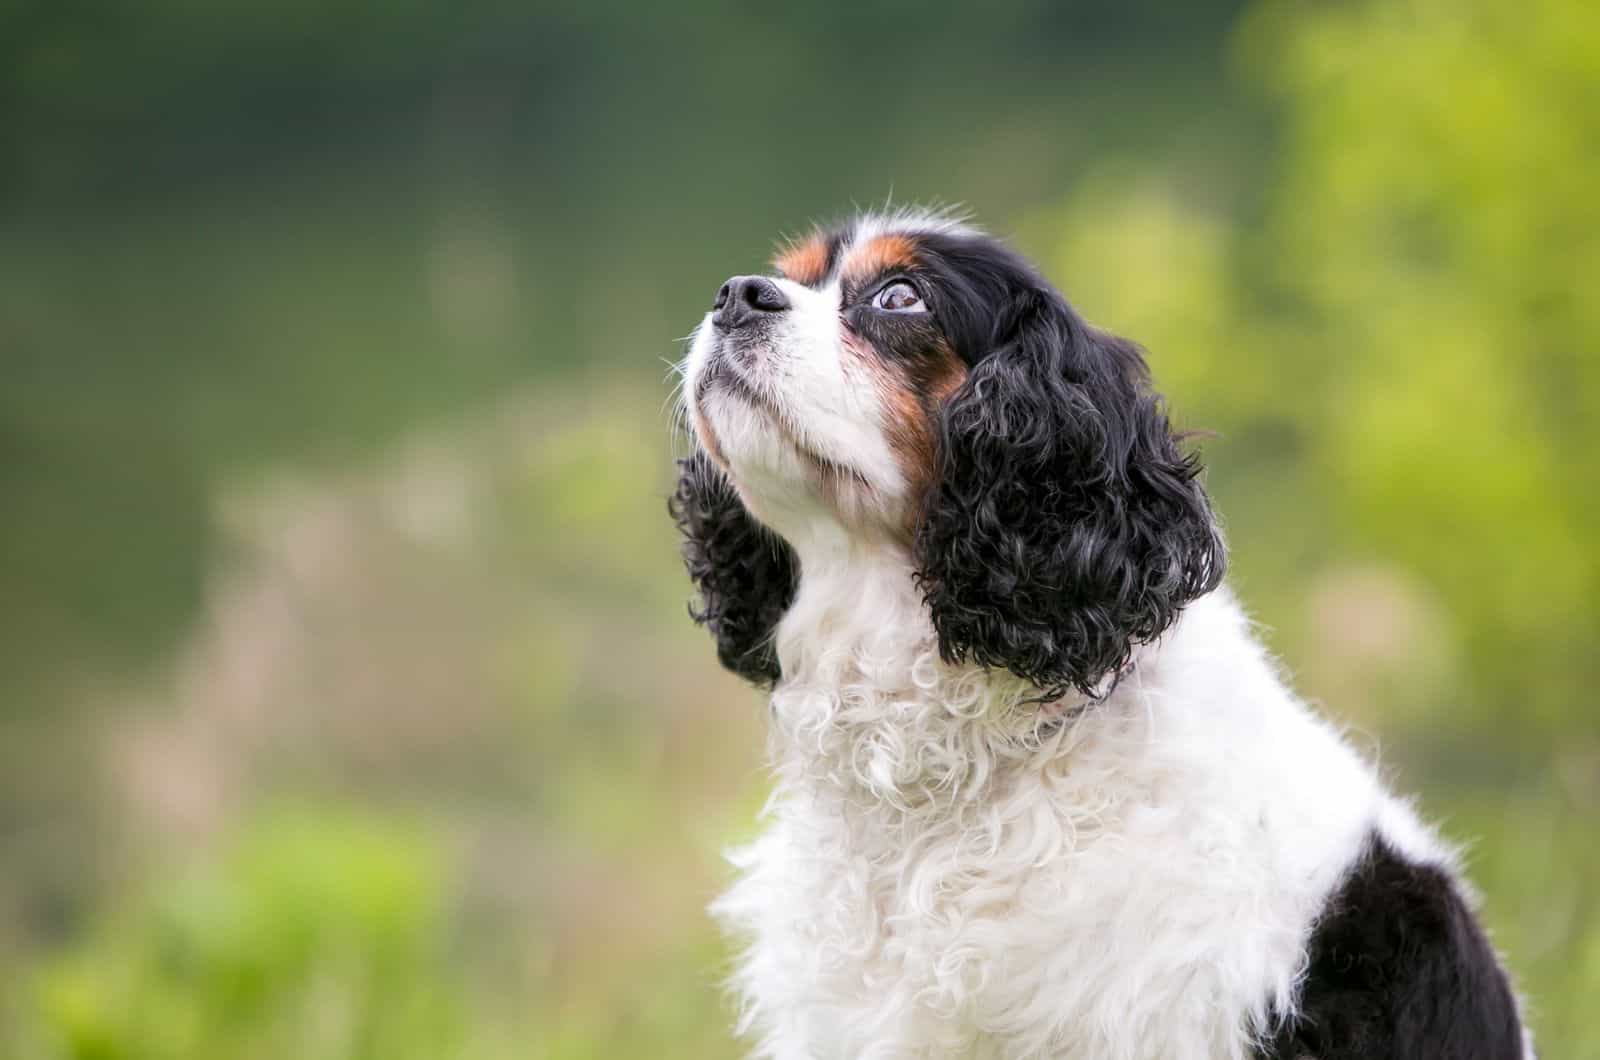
692, 381, 895, 538
697, 386, 821, 485
694, 360, 812, 469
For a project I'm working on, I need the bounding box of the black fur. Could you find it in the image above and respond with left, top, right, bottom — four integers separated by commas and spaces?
1259, 833, 1525, 1060
669, 451, 798, 686
912, 238, 1225, 698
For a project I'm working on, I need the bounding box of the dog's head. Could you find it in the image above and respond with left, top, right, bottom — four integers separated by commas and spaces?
671, 211, 1224, 697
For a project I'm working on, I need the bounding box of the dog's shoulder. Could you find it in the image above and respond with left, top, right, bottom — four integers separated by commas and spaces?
1261, 830, 1526, 1060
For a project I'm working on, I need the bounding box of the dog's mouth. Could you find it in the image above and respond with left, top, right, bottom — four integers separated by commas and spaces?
696, 348, 779, 419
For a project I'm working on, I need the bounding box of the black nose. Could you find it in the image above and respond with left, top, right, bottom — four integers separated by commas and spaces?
712, 275, 790, 330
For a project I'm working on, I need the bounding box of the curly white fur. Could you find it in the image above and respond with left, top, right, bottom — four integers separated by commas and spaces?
712, 532, 1452, 1059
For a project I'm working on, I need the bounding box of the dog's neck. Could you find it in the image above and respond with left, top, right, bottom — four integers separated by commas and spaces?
767, 527, 1110, 820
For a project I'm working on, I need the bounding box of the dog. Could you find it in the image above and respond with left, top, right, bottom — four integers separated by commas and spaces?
669, 209, 1531, 1059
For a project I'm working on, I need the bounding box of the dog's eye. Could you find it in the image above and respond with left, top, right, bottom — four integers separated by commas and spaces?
872, 281, 925, 313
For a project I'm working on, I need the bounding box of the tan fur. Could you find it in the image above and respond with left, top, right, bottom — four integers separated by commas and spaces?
843, 333, 967, 535
841, 233, 919, 287
773, 234, 832, 286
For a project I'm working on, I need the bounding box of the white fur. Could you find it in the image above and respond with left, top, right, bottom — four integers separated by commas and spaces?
686, 214, 1509, 1058
709, 521, 1425, 1058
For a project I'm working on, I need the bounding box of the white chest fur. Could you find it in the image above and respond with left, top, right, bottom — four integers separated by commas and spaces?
712, 548, 1415, 1060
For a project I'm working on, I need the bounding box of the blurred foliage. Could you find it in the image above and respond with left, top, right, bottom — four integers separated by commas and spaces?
1250, 0, 1600, 738
5, 388, 760, 1059
1, 0, 1596, 1057
1044, 0, 1600, 749
17, 806, 744, 1059
23, 811, 470, 1060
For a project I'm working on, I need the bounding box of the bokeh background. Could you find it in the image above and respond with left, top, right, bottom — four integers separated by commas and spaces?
3, 0, 1597, 1056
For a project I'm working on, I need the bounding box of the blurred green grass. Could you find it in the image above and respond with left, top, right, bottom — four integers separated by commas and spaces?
2, 0, 1597, 1057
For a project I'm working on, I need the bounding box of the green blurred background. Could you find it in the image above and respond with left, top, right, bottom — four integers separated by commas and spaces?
2, 0, 1596, 1056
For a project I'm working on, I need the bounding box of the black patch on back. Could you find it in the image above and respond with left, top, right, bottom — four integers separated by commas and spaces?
1258, 832, 1525, 1060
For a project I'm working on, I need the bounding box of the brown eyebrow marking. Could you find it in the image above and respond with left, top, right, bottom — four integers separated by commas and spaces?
772, 232, 834, 286
841, 233, 919, 287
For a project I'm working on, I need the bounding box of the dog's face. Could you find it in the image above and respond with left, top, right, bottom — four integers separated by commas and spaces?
673, 212, 1224, 697
684, 217, 973, 537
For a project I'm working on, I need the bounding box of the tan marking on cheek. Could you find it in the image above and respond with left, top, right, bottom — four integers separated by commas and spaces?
841, 234, 920, 287
925, 351, 968, 406
772, 234, 831, 286
843, 333, 968, 536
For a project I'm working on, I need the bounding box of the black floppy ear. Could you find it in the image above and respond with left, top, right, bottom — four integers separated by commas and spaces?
914, 287, 1224, 698
669, 450, 798, 687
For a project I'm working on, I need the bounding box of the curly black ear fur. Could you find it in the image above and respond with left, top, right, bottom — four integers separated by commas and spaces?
915, 286, 1224, 699
669, 451, 798, 687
